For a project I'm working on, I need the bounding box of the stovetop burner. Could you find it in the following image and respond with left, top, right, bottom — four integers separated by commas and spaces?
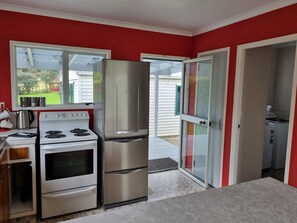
74, 133, 91, 137
70, 128, 88, 134
39, 111, 98, 144
46, 130, 62, 135
45, 134, 66, 138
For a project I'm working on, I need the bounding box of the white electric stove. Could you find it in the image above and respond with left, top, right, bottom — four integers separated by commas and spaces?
39, 111, 98, 144
39, 111, 98, 219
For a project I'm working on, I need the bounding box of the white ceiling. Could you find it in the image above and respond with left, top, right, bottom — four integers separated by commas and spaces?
0, 0, 296, 36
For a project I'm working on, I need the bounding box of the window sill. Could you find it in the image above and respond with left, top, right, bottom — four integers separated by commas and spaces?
12, 104, 94, 111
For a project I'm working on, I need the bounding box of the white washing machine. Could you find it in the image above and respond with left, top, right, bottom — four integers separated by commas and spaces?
263, 122, 274, 169
263, 121, 289, 169
272, 121, 289, 169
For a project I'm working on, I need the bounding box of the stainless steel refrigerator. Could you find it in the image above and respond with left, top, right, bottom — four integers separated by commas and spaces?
93, 59, 149, 208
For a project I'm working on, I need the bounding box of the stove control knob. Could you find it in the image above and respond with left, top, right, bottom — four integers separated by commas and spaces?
62, 113, 67, 118
57, 114, 60, 118
43, 114, 47, 119
70, 114, 74, 117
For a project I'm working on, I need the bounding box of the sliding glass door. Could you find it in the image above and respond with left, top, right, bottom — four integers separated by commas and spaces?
180, 58, 213, 188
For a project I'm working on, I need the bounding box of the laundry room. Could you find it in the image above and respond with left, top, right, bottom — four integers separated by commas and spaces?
235, 40, 296, 183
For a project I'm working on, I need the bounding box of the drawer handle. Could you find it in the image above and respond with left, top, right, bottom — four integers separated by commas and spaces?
43, 185, 96, 199
116, 130, 137, 134
115, 138, 142, 143
114, 168, 143, 175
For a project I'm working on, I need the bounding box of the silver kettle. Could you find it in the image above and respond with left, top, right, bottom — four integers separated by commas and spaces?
16, 110, 35, 129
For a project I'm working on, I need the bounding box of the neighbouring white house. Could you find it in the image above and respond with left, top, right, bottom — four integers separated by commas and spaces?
69, 71, 93, 103
149, 73, 181, 137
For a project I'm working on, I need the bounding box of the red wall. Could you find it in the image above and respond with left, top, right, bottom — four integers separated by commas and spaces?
192, 3, 297, 187
2, 4, 297, 187
0, 10, 192, 113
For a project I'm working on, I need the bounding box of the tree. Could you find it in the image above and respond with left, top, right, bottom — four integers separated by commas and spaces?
17, 73, 38, 94
40, 71, 58, 92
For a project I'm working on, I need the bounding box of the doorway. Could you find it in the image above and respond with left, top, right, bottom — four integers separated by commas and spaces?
230, 36, 297, 185
141, 54, 186, 173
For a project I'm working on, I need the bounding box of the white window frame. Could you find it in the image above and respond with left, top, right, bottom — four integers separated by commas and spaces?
10, 41, 111, 110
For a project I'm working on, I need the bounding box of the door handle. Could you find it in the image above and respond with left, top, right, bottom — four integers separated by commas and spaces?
199, 121, 206, 125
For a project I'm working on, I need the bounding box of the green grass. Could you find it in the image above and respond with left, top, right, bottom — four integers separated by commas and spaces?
18, 92, 61, 105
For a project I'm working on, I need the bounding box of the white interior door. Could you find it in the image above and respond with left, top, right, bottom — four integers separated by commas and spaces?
179, 57, 213, 188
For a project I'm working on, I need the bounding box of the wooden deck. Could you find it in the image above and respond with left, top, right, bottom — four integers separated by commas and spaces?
149, 137, 179, 162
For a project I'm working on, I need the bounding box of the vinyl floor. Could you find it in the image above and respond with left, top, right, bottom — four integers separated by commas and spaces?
11, 170, 203, 223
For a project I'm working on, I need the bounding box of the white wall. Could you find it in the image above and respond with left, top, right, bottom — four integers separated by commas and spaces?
149, 76, 181, 137
79, 75, 93, 103
273, 46, 296, 119
149, 77, 155, 136
72, 72, 93, 103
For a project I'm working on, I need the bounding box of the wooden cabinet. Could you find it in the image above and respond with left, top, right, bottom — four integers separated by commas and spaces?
6, 143, 36, 219
0, 129, 37, 220
0, 151, 9, 223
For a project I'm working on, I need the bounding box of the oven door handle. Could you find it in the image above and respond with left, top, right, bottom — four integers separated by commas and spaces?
41, 141, 96, 150
43, 185, 96, 199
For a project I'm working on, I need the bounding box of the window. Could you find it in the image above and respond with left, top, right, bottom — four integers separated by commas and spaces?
10, 41, 111, 109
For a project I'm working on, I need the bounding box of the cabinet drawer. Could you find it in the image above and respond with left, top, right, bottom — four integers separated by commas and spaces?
104, 167, 148, 205
42, 185, 97, 219
104, 138, 148, 172
9, 147, 29, 160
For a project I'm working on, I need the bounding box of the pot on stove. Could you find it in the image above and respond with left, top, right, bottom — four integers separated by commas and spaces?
16, 110, 35, 129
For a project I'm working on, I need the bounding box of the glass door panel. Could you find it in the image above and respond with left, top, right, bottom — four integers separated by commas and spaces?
193, 124, 208, 183
45, 149, 94, 181
180, 58, 213, 188
180, 121, 195, 172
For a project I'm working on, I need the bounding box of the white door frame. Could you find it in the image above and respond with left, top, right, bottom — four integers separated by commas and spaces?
197, 47, 230, 188
230, 34, 297, 185
140, 53, 188, 138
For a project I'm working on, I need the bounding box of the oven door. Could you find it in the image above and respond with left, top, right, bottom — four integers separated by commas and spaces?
40, 140, 97, 193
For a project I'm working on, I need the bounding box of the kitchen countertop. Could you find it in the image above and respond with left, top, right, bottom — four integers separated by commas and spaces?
0, 128, 38, 159
62, 177, 297, 223
0, 136, 7, 160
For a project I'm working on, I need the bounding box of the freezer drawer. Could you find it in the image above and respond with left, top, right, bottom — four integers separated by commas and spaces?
104, 137, 148, 172
104, 168, 148, 205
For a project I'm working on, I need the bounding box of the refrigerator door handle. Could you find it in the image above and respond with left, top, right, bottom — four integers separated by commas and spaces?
114, 138, 143, 143
113, 168, 143, 175
116, 130, 138, 134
